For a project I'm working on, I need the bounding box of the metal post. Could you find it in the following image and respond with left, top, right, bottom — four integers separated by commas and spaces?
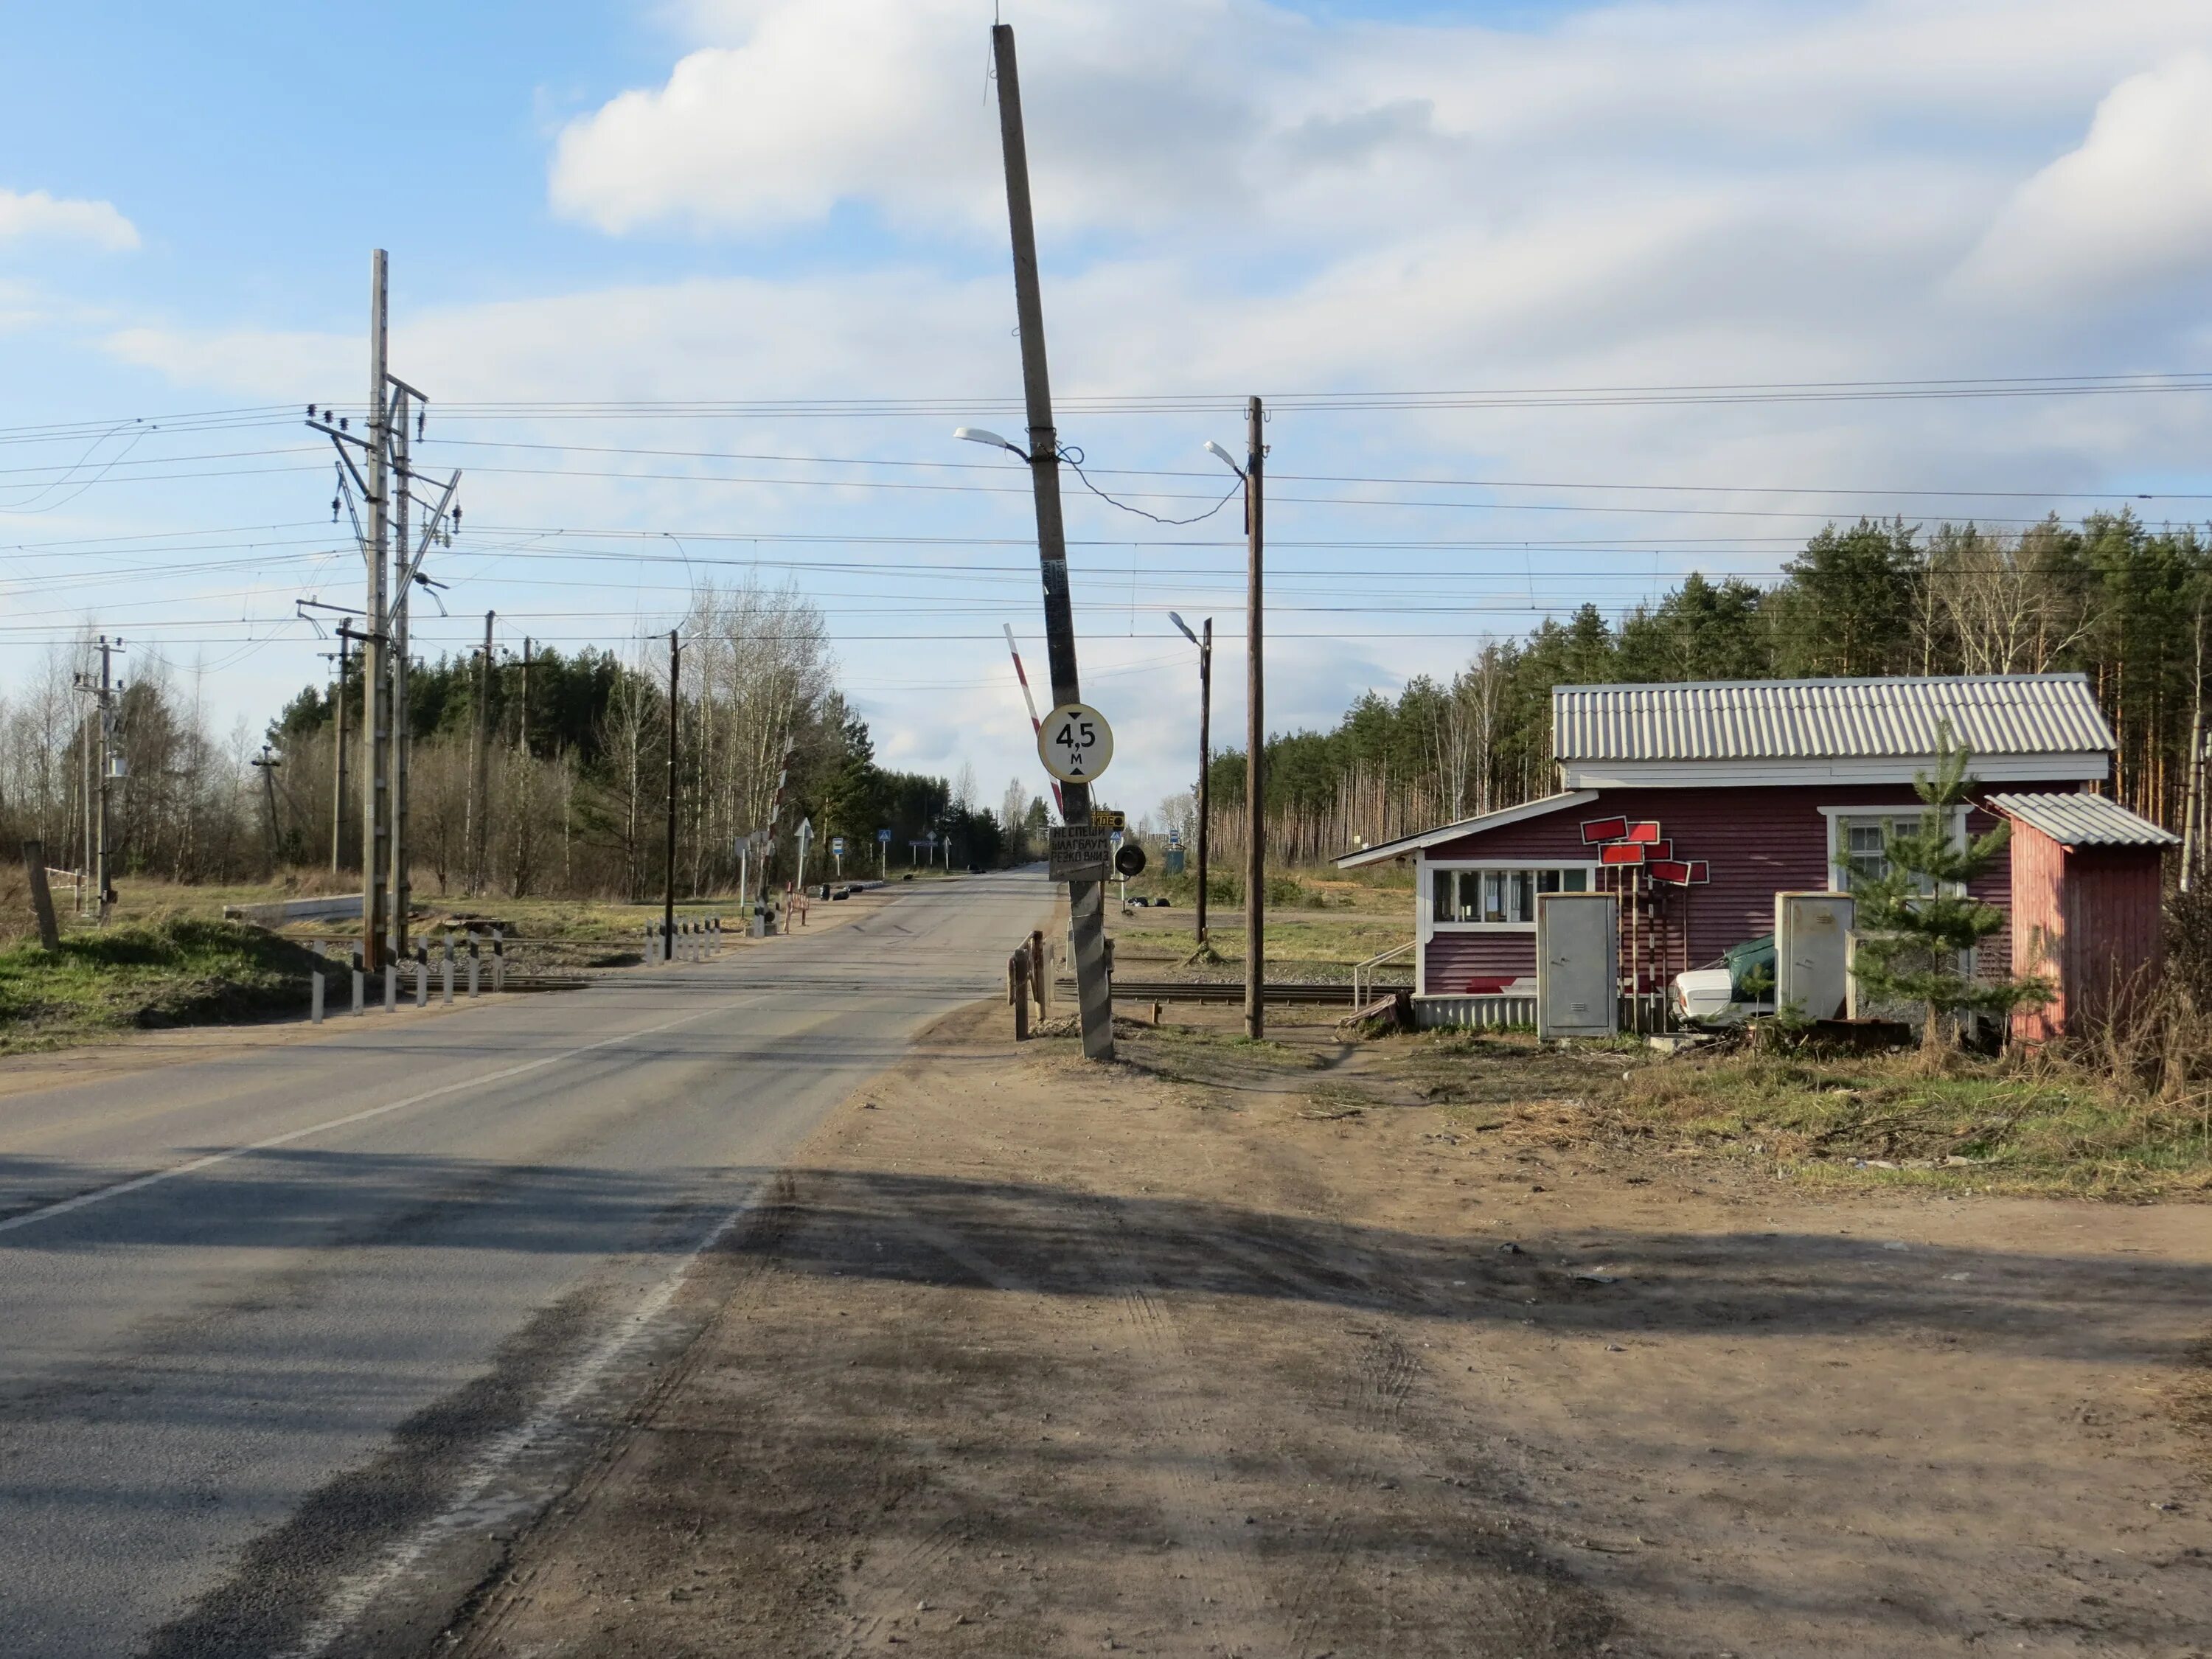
664, 629, 680, 963
992, 21, 1110, 1061
361, 251, 392, 972
1243, 396, 1266, 1040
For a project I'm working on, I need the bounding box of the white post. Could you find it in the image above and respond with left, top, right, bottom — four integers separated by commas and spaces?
353, 967, 365, 1015
384, 968, 397, 1012
312, 971, 325, 1025
468, 953, 480, 997
493, 929, 505, 992
442, 959, 453, 1004
416, 961, 428, 1008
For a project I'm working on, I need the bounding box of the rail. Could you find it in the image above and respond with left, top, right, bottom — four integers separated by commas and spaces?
1352, 939, 1416, 1007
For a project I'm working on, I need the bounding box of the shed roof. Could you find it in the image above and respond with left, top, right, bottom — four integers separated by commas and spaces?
1553, 675, 2113, 764
1333, 790, 1597, 869
1985, 791, 2179, 849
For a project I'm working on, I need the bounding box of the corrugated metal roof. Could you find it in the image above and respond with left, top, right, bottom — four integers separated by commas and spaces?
1552, 675, 2114, 762
1986, 791, 2179, 849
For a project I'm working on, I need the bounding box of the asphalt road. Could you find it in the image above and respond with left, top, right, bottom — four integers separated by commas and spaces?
0, 872, 1054, 1658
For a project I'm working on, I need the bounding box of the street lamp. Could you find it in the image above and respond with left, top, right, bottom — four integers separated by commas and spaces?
1168, 611, 1214, 954
1203, 405, 1265, 1038
954, 426, 1031, 460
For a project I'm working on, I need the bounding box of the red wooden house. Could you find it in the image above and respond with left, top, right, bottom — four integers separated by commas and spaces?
1335, 675, 2124, 1022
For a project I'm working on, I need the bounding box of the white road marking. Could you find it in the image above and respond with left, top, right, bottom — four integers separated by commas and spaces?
0, 998, 758, 1238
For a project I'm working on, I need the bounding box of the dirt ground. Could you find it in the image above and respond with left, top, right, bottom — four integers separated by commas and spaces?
437, 1003, 2212, 1659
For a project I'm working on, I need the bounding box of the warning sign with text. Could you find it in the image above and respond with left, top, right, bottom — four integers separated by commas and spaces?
1048, 826, 1113, 880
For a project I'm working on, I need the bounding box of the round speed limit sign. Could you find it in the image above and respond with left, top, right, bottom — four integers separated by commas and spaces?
1038, 701, 1113, 783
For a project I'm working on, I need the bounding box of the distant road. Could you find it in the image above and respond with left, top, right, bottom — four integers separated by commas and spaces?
0, 872, 1054, 1658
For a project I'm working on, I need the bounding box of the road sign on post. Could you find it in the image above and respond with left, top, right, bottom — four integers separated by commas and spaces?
1039, 703, 1113, 783
1048, 825, 1113, 880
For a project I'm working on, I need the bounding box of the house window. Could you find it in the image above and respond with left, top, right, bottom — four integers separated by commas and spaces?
1430, 866, 1590, 926
1827, 810, 1958, 894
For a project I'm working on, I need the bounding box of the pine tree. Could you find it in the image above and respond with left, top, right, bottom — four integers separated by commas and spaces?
1846, 728, 2050, 1054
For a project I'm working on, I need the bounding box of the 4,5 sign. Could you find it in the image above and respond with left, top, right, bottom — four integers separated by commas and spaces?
1038, 702, 1113, 783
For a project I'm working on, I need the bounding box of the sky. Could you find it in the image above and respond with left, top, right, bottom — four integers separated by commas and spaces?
4, 0, 2212, 823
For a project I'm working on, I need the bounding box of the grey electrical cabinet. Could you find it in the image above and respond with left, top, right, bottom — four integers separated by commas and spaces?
1537, 891, 1619, 1040
1775, 891, 1854, 1020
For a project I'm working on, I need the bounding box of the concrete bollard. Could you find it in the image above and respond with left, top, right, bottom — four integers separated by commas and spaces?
416, 962, 428, 1008
312, 971, 325, 1025
353, 967, 365, 1016
384, 969, 397, 1012
468, 954, 480, 997
442, 959, 453, 1004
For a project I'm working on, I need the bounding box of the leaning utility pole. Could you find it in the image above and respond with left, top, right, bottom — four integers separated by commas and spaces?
1243, 395, 1267, 1040
992, 20, 1113, 1060
663, 629, 681, 959
469, 611, 494, 897
361, 252, 392, 970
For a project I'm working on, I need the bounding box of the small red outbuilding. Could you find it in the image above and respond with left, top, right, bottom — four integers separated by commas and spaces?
1988, 791, 2177, 1043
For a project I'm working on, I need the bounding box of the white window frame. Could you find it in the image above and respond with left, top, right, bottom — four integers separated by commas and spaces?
1418, 857, 1604, 936
1815, 804, 1969, 896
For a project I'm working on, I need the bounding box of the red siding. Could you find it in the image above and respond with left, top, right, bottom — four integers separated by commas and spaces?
2011, 824, 2166, 1040
1419, 783, 2062, 994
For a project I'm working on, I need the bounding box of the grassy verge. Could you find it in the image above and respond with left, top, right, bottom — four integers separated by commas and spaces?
1349, 1027, 2212, 1200
0, 919, 335, 1054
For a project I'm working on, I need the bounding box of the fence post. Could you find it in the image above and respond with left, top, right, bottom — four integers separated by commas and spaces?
442, 958, 453, 1004
1010, 949, 1031, 1041
468, 950, 480, 998
416, 961, 428, 1008
384, 968, 397, 1012
21, 841, 60, 951
493, 929, 505, 992
311, 971, 325, 1025
1031, 930, 1048, 1018
352, 961, 365, 1016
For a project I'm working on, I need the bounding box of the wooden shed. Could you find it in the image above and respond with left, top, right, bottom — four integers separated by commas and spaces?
1988, 791, 2177, 1043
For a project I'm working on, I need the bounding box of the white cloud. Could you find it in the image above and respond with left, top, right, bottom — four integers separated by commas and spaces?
0, 187, 139, 251
1951, 53, 2212, 310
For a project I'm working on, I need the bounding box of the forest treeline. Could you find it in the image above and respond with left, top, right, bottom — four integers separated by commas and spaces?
1, 579, 1028, 900
1186, 514, 2210, 866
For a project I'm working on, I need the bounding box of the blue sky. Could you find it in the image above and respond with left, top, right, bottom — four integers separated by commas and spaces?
5, 0, 2212, 816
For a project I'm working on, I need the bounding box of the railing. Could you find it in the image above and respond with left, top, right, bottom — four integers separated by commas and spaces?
1352, 939, 1416, 1007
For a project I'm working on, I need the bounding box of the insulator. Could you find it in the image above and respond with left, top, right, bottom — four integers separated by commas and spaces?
331, 498, 340, 522
338, 416, 348, 431
416, 409, 425, 439
307, 403, 317, 418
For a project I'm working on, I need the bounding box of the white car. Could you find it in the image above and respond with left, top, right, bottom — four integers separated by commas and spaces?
1669, 933, 1777, 1027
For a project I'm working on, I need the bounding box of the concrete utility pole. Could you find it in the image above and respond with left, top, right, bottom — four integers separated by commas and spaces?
389, 391, 413, 965
73, 635, 123, 921
1243, 395, 1267, 1040
328, 623, 352, 872
310, 253, 459, 961
470, 611, 493, 896
663, 629, 681, 960
991, 19, 1113, 1061
362, 251, 392, 970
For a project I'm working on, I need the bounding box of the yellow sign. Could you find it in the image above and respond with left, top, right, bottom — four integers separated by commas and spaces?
1091, 808, 1126, 831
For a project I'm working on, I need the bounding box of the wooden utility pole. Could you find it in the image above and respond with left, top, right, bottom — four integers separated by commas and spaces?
251, 745, 283, 872
1243, 395, 1267, 1040
992, 20, 1113, 1061
1196, 618, 1212, 949
663, 629, 681, 959
361, 250, 392, 971
72, 635, 122, 920
469, 610, 493, 896
329, 622, 352, 872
